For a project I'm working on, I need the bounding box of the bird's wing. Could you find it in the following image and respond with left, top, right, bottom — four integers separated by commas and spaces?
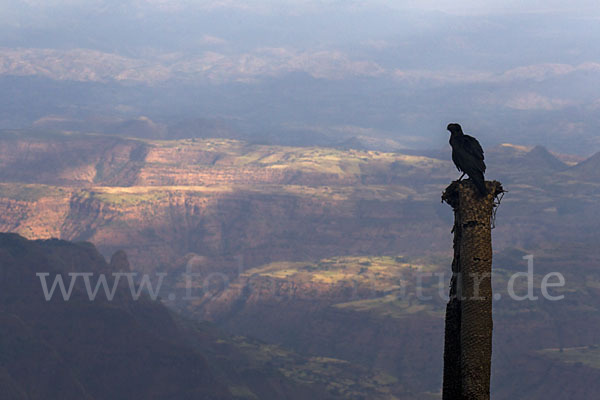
463, 135, 486, 172
454, 135, 485, 173
463, 135, 484, 160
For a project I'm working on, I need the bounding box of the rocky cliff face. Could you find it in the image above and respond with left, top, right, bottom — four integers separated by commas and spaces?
0, 185, 451, 272
0, 132, 147, 186
0, 133, 456, 272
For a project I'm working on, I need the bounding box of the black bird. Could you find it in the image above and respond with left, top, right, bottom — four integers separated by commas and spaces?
447, 123, 487, 196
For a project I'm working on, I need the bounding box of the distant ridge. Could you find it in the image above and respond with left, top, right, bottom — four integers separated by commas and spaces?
528, 145, 568, 171
561, 151, 600, 181
485, 144, 567, 184
335, 135, 406, 152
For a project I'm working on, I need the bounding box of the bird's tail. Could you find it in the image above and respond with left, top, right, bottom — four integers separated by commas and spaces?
471, 172, 487, 197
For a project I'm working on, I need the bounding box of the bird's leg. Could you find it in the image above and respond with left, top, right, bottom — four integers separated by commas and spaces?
457, 172, 466, 181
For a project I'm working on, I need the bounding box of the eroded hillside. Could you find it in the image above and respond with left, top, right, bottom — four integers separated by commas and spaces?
2, 132, 598, 272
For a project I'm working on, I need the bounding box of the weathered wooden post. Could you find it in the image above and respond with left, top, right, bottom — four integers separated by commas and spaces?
442, 180, 503, 400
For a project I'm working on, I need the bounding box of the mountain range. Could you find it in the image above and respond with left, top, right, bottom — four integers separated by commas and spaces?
1, 131, 600, 398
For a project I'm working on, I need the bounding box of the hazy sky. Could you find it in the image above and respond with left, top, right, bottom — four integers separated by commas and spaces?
401, 0, 600, 14
5, 0, 600, 15
2, 0, 600, 153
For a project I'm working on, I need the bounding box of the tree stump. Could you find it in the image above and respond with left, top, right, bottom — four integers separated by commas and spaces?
442, 180, 504, 400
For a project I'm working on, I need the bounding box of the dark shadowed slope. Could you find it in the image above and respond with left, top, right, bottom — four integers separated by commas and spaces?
0, 233, 330, 400
0, 233, 227, 399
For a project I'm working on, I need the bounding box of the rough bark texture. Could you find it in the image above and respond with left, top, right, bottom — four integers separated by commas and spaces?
442, 180, 503, 400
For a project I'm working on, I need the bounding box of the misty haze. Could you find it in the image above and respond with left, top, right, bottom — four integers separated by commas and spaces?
1, 1, 600, 399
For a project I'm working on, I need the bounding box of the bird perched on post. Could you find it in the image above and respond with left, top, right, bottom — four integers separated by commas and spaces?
447, 123, 487, 196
